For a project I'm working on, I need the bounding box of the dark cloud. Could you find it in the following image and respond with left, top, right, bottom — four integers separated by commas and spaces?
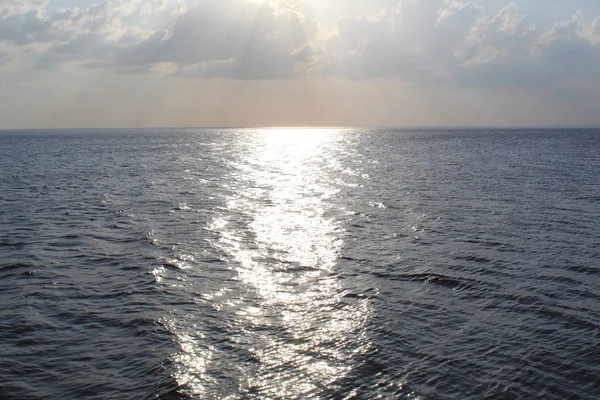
114, 1, 314, 79
0, 9, 50, 44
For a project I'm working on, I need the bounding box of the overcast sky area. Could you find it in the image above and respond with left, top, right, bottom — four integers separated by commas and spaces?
1, 0, 600, 128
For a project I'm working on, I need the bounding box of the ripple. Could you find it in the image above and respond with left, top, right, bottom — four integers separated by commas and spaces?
1, 128, 600, 399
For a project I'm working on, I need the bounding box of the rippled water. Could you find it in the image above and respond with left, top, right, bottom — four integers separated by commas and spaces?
1, 128, 599, 399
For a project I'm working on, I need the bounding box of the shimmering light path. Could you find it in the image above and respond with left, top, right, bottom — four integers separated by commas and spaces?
168, 129, 375, 398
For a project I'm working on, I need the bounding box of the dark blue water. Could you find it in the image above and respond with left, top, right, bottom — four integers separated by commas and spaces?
1, 128, 599, 399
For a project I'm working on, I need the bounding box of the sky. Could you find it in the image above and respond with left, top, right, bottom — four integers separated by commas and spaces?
1, 0, 600, 128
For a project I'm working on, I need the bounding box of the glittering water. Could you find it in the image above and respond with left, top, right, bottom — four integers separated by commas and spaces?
1, 128, 599, 399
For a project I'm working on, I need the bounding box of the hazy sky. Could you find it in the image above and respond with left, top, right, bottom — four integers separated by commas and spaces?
1, 0, 600, 128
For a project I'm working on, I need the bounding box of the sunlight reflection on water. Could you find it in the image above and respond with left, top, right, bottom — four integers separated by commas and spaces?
172, 129, 374, 398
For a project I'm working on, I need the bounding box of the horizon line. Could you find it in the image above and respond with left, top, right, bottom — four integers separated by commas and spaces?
1, 124, 600, 132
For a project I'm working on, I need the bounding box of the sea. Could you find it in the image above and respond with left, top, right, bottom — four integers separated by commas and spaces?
0, 128, 599, 400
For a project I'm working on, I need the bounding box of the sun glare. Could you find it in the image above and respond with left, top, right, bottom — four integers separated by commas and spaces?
169, 127, 373, 397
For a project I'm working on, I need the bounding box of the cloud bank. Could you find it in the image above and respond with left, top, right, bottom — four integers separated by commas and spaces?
1, 0, 599, 89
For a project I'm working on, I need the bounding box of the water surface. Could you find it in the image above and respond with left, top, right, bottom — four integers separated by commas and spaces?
1, 128, 599, 399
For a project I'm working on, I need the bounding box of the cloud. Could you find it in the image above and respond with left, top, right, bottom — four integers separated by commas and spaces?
322, 0, 600, 89
1, 0, 600, 87
0, 0, 178, 69
1, 0, 316, 79
0, 48, 11, 68
114, 1, 316, 79
319, 0, 494, 82
534, 11, 600, 81
456, 5, 600, 88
